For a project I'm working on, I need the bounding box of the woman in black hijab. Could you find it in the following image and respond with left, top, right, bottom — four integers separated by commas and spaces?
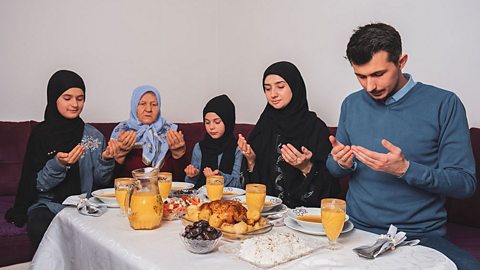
5, 70, 116, 248
184, 94, 242, 188
238, 61, 340, 208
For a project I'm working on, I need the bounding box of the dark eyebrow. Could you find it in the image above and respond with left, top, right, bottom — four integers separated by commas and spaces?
62, 94, 84, 98
355, 69, 387, 77
264, 80, 286, 86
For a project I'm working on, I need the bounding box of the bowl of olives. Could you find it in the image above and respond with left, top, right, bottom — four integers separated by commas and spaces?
180, 220, 222, 254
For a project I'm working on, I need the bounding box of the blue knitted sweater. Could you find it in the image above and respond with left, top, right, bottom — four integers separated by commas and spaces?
326, 82, 476, 237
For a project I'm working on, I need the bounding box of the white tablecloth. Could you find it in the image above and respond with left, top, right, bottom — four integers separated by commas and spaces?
29, 207, 456, 270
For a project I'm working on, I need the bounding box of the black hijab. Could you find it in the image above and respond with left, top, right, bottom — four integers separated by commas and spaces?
196, 95, 237, 188
248, 61, 328, 196
5, 70, 86, 226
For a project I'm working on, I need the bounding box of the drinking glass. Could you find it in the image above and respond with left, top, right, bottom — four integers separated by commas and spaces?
206, 175, 224, 201
114, 177, 135, 216
245, 184, 266, 214
321, 198, 346, 250
158, 172, 173, 201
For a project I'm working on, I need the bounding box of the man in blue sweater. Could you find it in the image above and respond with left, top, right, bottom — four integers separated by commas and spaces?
326, 23, 479, 269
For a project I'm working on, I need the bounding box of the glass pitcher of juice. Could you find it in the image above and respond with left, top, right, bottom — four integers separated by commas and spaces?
127, 167, 163, 230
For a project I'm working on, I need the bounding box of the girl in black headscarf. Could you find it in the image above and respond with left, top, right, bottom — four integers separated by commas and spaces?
184, 94, 242, 188
238, 61, 340, 208
5, 70, 116, 248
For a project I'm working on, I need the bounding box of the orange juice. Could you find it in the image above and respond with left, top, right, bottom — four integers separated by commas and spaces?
115, 188, 128, 212
246, 190, 266, 212
158, 181, 172, 201
321, 207, 345, 241
206, 183, 224, 201
127, 192, 163, 230
246, 184, 266, 212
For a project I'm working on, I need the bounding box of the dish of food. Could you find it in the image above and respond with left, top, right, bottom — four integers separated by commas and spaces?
284, 216, 354, 236
287, 207, 349, 232
219, 231, 324, 268
171, 182, 195, 191
231, 195, 282, 212
91, 188, 118, 205
163, 196, 202, 220
180, 220, 222, 254
221, 187, 246, 199
182, 215, 273, 240
182, 200, 273, 240
196, 186, 246, 200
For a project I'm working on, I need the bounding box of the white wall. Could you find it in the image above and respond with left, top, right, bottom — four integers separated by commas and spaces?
1, 0, 480, 127
0, 0, 219, 123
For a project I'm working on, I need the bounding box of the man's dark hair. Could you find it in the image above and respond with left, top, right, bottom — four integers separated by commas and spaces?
346, 23, 402, 65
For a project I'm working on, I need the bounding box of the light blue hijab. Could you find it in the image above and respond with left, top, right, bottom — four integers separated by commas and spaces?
111, 85, 177, 168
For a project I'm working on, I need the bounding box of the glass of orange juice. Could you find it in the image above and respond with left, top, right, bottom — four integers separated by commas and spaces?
114, 177, 134, 216
206, 175, 224, 201
321, 198, 346, 250
158, 172, 172, 201
246, 183, 266, 214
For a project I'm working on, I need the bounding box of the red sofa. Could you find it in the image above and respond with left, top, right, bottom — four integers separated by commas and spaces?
0, 121, 479, 266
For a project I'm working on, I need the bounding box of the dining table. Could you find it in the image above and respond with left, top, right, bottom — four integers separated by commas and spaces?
29, 206, 456, 270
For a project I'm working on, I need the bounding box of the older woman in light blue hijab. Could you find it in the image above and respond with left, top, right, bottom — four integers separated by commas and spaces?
111, 85, 186, 167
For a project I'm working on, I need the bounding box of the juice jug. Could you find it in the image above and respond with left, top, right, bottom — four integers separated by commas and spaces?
127, 167, 163, 230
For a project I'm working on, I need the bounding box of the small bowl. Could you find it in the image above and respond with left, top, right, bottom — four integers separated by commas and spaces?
91, 188, 117, 205
180, 233, 222, 254
287, 207, 349, 232
221, 187, 246, 199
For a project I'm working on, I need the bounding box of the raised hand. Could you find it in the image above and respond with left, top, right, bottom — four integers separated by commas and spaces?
56, 144, 85, 166
329, 135, 354, 169
203, 167, 220, 177
351, 139, 409, 177
281, 144, 313, 175
102, 139, 121, 160
237, 134, 256, 171
117, 130, 136, 154
184, 164, 200, 178
167, 130, 186, 159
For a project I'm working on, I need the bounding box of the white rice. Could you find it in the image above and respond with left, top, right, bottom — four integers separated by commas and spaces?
239, 231, 315, 267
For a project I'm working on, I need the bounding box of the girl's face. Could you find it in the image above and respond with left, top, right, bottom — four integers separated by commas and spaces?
137, 92, 159, 125
56, 87, 85, 119
263, 74, 293, 110
204, 112, 225, 139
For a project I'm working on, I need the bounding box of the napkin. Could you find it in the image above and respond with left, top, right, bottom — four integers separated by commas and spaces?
352, 225, 420, 259
77, 197, 107, 217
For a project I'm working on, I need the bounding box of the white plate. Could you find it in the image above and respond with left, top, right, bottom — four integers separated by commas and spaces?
92, 188, 117, 205
171, 182, 194, 191
287, 207, 349, 232
261, 203, 288, 217
231, 195, 282, 212
88, 197, 119, 208
196, 186, 246, 200
221, 187, 246, 199
284, 216, 354, 236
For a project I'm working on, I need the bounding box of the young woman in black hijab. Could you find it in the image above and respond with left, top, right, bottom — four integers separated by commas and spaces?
184, 94, 242, 188
238, 61, 340, 208
5, 70, 117, 248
